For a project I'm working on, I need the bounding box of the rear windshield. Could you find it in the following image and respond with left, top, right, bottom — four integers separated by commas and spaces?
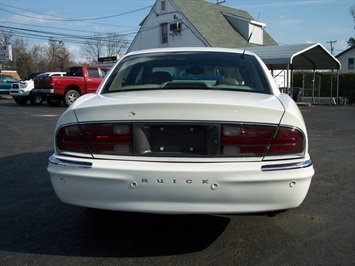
101, 51, 271, 94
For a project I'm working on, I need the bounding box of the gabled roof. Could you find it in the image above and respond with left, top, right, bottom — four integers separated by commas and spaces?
248, 43, 341, 70
335, 46, 355, 58
172, 0, 278, 48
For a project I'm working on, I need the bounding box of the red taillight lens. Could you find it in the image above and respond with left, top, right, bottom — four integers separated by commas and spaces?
82, 124, 132, 154
221, 125, 276, 156
268, 127, 304, 155
57, 125, 88, 153
221, 124, 304, 157
57, 123, 132, 155
48, 77, 54, 86
57, 123, 304, 158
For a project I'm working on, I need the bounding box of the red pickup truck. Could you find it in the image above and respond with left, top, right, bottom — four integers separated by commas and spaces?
33, 66, 110, 106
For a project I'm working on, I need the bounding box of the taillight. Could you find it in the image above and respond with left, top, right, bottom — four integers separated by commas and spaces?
57, 125, 88, 153
57, 123, 304, 158
48, 77, 54, 87
267, 127, 304, 155
221, 124, 275, 156
57, 123, 132, 155
221, 124, 304, 157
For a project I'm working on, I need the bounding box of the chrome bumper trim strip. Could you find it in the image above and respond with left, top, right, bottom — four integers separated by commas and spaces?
261, 159, 313, 172
49, 154, 313, 171
49, 155, 92, 168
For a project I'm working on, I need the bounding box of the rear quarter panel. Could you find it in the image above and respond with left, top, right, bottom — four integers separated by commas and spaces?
52, 76, 85, 95
277, 93, 310, 154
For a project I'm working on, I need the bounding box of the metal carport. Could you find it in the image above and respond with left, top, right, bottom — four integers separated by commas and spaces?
248, 43, 341, 103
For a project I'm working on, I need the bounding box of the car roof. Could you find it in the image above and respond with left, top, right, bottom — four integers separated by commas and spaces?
125, 47, 255, 57
37, 72, 66, 76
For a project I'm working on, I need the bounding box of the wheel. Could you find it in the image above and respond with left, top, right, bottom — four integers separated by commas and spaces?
13, 96, 29, 105
47, 96, 62, 107
64, 90, 80, 106
29, 93, 43, 105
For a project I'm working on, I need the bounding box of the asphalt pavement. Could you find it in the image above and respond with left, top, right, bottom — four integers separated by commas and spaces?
0, 96, 354, 266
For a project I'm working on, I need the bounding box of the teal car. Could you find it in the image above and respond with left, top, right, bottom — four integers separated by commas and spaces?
0, 74, 19, 94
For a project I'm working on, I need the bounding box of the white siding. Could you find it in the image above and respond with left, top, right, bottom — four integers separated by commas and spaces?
128, 0, 207, 53
249, 24, 264, 45
337, 48, 355, 73
223, 14, 264, 45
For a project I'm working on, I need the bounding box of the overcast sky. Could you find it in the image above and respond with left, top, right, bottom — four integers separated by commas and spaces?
0, 0, 354, 60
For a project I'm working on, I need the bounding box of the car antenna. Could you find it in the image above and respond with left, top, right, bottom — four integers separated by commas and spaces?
241, 13, 261, 59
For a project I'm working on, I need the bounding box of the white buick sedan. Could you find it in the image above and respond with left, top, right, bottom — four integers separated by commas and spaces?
48, 47, 314, 214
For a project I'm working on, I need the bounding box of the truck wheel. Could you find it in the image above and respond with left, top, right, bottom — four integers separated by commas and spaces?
29, 93, 43, 105
64, 90, 80, 106
47, 96, 62, 107
13, 97, 29, 105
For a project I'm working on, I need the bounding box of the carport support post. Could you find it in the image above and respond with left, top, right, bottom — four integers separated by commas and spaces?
336, 70, 339, 105
290, 67, 294, 96
318, 76, 321, 103
286, 64, 290, 95
330, 76, 333, 105
312, 70, 316, 104
302, 71, 305, 101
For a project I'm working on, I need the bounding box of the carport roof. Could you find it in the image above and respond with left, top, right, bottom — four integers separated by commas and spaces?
247, 43, 341, 70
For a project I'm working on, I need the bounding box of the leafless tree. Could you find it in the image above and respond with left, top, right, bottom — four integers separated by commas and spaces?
82, 33, 128, 64
106, 33, 128, 58
82, 33, 105, 64
0, 33, 73, 77
0, 28, 13, 45
10, 38, 36, 78
47, 37, 71, 71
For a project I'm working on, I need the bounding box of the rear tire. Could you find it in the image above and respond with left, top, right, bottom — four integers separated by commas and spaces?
47, 96, 62, 107
64, 90, 80, 106
13, 97, 29, 105
29, 93, 43, 105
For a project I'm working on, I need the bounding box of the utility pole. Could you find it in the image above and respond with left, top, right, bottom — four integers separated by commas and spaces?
327, 40, 337, 55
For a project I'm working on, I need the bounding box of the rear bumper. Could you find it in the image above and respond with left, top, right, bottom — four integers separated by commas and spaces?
48, 154, 314, 214
32, 88, 55, 94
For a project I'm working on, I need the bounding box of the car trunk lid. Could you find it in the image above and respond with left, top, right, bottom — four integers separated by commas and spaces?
73, 90, 285, 124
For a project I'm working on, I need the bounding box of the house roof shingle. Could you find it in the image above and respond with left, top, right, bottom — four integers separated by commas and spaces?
172, 0, 278, 48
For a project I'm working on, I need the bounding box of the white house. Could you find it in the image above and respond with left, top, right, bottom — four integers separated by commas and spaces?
126, 0, 341, 95
127, 0, 277, 53
335, 46, 355, 73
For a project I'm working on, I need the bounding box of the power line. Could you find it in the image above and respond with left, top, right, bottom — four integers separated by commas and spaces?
0, 2, 155, 48
0, 24, 161, 48
0, 21, 138, 38
0, 2, 147, 39
0, 25, 133, 46
0, 3, 165, 50
0, 3, 152, 22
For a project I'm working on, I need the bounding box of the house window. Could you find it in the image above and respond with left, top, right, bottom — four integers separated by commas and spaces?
161, 1, 166, 11
348, 58, 354, 69
161, 23, 168, 44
